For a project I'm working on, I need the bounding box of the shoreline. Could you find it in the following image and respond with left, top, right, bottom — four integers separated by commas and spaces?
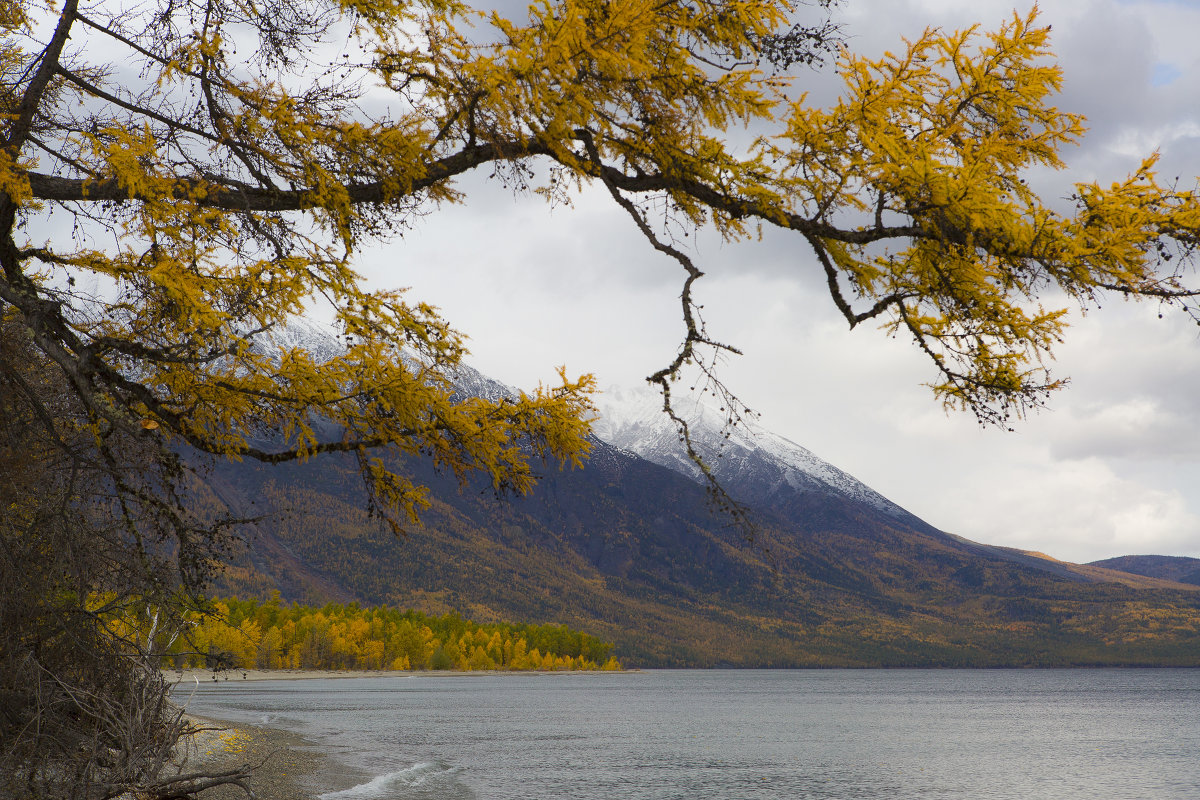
175, 715, 348, 800
166, 668, 639, 796
167, 667, 635, 683
171, 667, 410, 683
176, 712, 410, 800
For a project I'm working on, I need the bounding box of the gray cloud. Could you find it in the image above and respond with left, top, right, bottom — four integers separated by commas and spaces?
347, 0, 1200, 561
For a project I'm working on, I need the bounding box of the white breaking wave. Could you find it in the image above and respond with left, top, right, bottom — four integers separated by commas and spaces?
319, 761, 475, 800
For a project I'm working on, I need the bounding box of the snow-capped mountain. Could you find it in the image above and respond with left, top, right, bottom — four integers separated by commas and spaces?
593, 383, 929, 528
258, 316, 348, 365
257, 316, 519, 402
259, 317, 933, 530
202, 319, 1200, 667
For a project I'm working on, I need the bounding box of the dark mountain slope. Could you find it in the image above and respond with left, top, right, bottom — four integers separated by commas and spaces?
201, 322, 1200, 666
1088, 555, 1200, 587
204, 432, 1200, 667
592, 385, 1151, 587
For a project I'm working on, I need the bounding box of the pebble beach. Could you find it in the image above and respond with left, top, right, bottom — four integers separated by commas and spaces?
176, 717, 333, 800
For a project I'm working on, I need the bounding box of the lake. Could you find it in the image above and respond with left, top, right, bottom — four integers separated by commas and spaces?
177, 669, 1200, 799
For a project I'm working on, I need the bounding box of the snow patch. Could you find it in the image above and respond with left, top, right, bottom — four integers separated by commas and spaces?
593, 383, 914, 519
252, 318, 920, 524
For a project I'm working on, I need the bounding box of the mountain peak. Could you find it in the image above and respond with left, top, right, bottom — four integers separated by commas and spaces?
202, 324, 1200, 667
593, 383, 923, 526
255, 320, 927, 529
258, 316, 345, 364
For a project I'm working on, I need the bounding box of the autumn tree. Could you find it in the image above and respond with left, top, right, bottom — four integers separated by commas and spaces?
2, 0, 1197, 520
0, 314, 243, 799
2, 0, 1200, 791
177, 601, 615, 671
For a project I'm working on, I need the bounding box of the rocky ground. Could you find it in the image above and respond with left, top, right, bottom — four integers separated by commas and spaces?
175, 717, 336, 800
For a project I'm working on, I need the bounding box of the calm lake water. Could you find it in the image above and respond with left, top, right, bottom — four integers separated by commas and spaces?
177, 669, 1200, 800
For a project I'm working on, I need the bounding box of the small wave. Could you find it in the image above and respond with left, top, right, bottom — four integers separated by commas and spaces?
319, 762, 476, 800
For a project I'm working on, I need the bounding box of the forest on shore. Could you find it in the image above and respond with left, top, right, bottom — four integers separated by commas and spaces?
147, 597, 621, 672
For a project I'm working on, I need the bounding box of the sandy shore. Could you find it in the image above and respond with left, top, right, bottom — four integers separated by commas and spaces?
175, 715, 365, 800
164, 668, 635, 797
164, 670, 418, 798
169, 667, 407, 683
167, 667, 632, 683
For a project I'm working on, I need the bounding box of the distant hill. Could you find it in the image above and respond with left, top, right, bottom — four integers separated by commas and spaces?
1088, 555, 1200, 587
198, 322, 1200, 667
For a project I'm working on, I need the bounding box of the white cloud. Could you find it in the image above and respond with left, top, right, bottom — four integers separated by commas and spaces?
931, 454, 1200, 561
346, 0, 1200, 563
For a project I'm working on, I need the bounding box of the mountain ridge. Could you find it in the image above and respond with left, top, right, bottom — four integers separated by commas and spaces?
593, 383, 922, 525
201, 320, 1200, 666
1087, 555, 1200, 587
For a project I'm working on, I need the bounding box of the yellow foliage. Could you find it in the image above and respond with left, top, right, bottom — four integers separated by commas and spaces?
164, 599, 617, 671
2, 0, 1198, 537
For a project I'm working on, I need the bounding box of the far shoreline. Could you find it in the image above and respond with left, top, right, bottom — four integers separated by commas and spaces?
166, 667, 638, 683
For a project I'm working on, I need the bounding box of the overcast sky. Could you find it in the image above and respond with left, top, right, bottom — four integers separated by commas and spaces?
348, 0, 1200, 564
